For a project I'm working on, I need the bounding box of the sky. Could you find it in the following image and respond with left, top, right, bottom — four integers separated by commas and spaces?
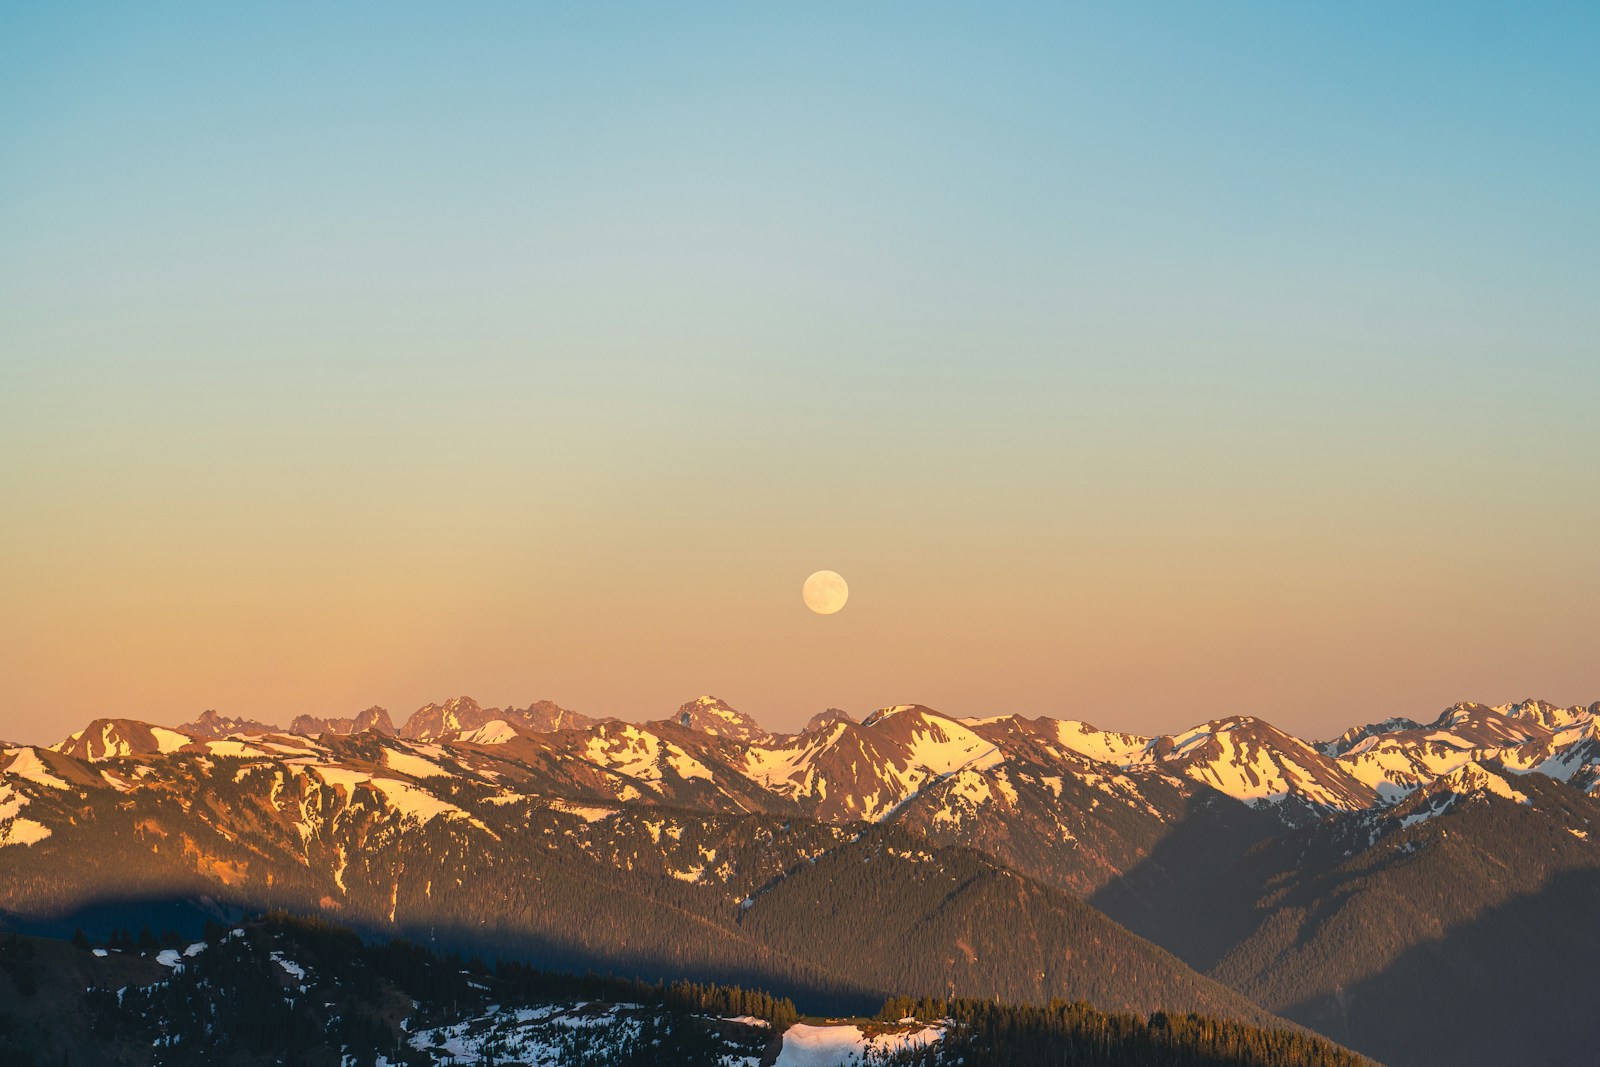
2, 3, 1597, 744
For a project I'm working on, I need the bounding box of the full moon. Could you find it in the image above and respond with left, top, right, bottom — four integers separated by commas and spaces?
803, 570, 849, 615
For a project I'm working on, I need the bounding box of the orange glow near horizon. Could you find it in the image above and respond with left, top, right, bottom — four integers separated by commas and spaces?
2, 6, 1596, 746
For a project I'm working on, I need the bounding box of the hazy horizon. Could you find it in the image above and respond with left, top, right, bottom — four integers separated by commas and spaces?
3, 4, 1596, 745
12, 687, 1600, 751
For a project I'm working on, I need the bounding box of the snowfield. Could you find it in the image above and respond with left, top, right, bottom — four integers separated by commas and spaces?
774, 1021, 943, 1067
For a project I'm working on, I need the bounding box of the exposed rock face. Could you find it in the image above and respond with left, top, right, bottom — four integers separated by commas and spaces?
503, 700, 598, 733
667, 695, 769, 742
397, 697, 598, 740
398, 696, 494, 740
804, 708, 855, 734
178, 709, 283, 738
289, 706, 397, 737
51, 719, 195, 761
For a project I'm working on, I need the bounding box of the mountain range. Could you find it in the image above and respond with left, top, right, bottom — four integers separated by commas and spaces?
5, 693, 1600, 1066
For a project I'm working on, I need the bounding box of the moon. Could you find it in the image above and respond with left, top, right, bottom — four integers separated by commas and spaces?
803, 570, 849, 615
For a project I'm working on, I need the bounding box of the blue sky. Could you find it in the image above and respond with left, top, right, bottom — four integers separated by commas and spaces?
2, 4, 1596, 739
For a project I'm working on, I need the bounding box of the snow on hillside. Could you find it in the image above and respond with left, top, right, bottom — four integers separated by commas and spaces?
383, 747, 451, 778
2, 747, 71, 789
379, 1002, 772, 1067
898, 712, 1003, 776
674, 694, 769, 741
774, 1021, 942, 1067
15, 693, 1600, 849
583, 724, 716, 789
0, 783, 52, 846
459, 719, 520, 744
1053, 720, 1153, 764
52, 719, 196, 761
295, 765, 488, 831
1173, 723, 1354, 808
744, 707, 1007, 822
1398, 761, 1532, 829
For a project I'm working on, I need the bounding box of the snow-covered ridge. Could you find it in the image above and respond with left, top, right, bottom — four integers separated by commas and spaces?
17, 695, 1600, 834
1392, 760, 1533, 829
458, 719, 520, 745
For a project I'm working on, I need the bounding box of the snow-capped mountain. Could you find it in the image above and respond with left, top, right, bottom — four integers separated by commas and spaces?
51, 718, 196, 761
664, 695, 769, 742
1148, 716, 1377, 819
6, 693, 1600, 1067
397, 695, 499, 740
22, 696, 1600, 835
1315, 716, 1423, 758
1333, 700, 1600, 802
394, 695, 605, 740
742, 704, 1001, 821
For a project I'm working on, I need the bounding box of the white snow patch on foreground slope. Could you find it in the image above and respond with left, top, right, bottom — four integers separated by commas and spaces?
775, 1021, 942, 1067
382, 748, 451, 779
1400, 762, 1532, 829
270, 952, 306, 980
150, 727, 192, 754
548, 799, 620, 823
389, 1003, 775, 1067
0, 783, 52, 847
2, 747, 72, 790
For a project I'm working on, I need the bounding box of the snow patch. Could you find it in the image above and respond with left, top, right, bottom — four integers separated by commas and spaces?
383, 748, 451, 779
548, 800, 620, 823
3, 748, 71, 790
271, 952, 306, 980
459, 720, 519, 745
775, 1022, 941, 1067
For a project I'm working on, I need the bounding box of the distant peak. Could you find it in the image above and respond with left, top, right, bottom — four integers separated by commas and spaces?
1211, 715, 1266, 731
1431, 760, 1531, 805
176, 709, 281, 738
1317, 716, 1423, 757
804, 708, 855, 733
672, 696, 767, 741
862, 704, 931, 726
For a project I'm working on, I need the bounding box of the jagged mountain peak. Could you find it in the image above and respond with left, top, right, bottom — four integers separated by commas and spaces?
288, 705, 397, 737
671, 695, 767, 742
399, 696, 498, 741
1495, 697, 1595, 731
1431, 759, 1530, 802
740, 703, 1005, 823
803, 708, 855, 733
1150, 715, 1375, 818
1377, 758, 1535, 832
177, 709, 282, 738
861, 703, 942, 727
499, 699, 598, 734
1317, 717, 1424, 758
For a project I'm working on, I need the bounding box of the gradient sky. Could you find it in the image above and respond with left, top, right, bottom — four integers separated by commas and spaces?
2, 3, 1597, 745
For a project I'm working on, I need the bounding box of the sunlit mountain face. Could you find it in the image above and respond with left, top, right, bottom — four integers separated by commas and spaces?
4, 695, 1600, 1066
